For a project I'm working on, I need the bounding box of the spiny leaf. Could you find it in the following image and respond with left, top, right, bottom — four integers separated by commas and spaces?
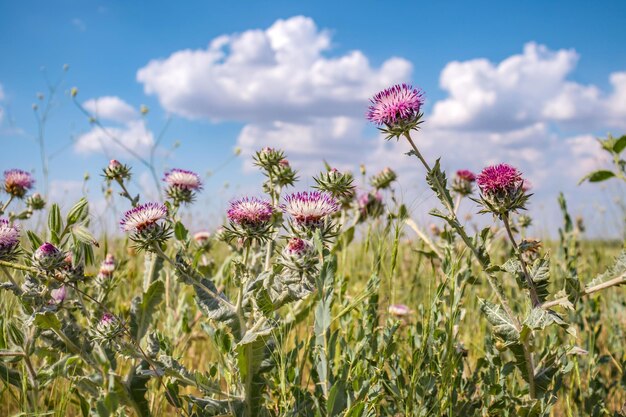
130, 280, 165, 341
479, 299, 519, 343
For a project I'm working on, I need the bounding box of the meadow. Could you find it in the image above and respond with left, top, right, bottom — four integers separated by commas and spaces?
1, 83, 626, 417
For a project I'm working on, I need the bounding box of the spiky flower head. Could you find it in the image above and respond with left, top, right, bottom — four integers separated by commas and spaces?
370, 167, 397, 190
193, 230, 212, 250
26, 193, 46, 211
163, 168, 203, 205
98, 254, 116, 278
367, 84, 425, 139
0, 219, 20, 261
4, 169, 34, 198
314, 168, 355, 200
282, 191, 339, 228
475, 164, 530, 216
224, 197, 274, 244
280, 237, 318, 274
388, 304, 411, 318
120, 202, 170, 251
273, 158, 298, 188
254, 147, 285, 170
33, 242, 65, 271
95, 312, 125, 341
358, 191, 384, 222
452, 169, 477, 196
103, 159, 132, 182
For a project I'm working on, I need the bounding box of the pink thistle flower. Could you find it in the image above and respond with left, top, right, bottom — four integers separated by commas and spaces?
285, 237, 309, 256
0, 219, 20, 252
367, 84, 424, 126
4, 169, 35, 198
388, 304, 411, 317
100, 312, 115, 326
456, 170, 476, 183
477, 164, 524, 195
98, 254, 116, 277
35, 242, 61, 259
109, 160, 122, 170
51, 286, 67, 304
163, 168, 203, 191
193, 230, 211, 244
120, 202, 168, 233
282, 191, 339, 225
227, 197, 273, 226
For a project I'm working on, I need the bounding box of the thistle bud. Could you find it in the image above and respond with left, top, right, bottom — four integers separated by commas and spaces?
0, 219, 20, 261
50, 286, 67, 304
452, 170, 476, 196
388, 304, 411, 318
314, 168, 355, 199
103, 159, 132, 182
33, 242, 65, 271
253, 147, 284, 170
369, 167, 397, 190
96, 312, 124, 340
193, 231, 211, 249
26, 193, 46, 211
358, 191, 384, 222
280, 237, 317, 274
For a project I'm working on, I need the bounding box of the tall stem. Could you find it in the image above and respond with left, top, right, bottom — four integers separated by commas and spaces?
502, 213, 540, 308
1, 195, 15, 216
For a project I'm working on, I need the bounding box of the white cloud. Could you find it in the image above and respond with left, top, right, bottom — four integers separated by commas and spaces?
75, 120, 154, 158
75, 96, 154, 158
83, 96, 138, 124
431, 42, 626, 132
137, 15, 411, 122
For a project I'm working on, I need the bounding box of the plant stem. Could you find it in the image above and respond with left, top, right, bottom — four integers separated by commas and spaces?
502, 213, 541, 308
1, 195, 15, 215
542, 272, 626, 309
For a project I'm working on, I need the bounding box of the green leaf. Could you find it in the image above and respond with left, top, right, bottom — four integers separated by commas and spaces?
130, 280, 165, 342
174, 221, 188, 241
579, 170, 615, 184
66, 198, 89, 225
72, 225, 99, 247
34, 312, 61, 330
48, 204, 62, 244
613, 135, 626, 154
479, 299, 519, 343
26, 231, 43, 251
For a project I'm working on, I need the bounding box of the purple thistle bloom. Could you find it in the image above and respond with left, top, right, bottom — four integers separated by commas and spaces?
285, 237, 309, 256
282, 191, 339, 225
456, 170, 476, 183
51, 286, 67, 304
388, 304, 411, 317
477, 164, 524, 195
35, 242, 61, 259
98, 254, 116, 276
4, 169, 35, 197
163, 168, 203, 191
100, 312, 115, 325
367, 84, 424, 126
227, 197, 273, 225
120, 202, 168, 233
0, 219, 20, 251
193, 230, 211, 244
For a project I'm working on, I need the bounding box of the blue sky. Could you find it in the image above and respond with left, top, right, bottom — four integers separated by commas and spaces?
1, 0, 625, 236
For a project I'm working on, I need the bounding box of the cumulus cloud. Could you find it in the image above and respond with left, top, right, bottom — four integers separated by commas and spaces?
431, 42, 626, 132
74, 97, 154, 158
137, 15, 411, 123
83, 96, 138, 124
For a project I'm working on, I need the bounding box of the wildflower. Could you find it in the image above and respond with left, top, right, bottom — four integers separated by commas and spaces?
98, 254, 116, 278
452, 169, 476, 196
358, 191, 384, 221
282, 191, 339, 228
0, 219, 20, 261
254, 147, 284, 170
96, 312, 124, 341
313, 168, 355, 199
26, 193, 46, 211
475, 164, 530, 216
388, 304, 411, 317
280, 237, 318, 274
274, 159, 298, 188
163, 168, 203, 205
120, 202, 171, 251
50, 286, 67, 304
225, 197, 274, 244
103, 159, 132, 182
193, 231, 212, 250
370, 167, 397, 190
367, 84, 425, 139
33, 242, 65, 271
4, 169, 34, 198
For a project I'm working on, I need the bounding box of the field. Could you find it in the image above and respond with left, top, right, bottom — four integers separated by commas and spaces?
1, 84, 626, 417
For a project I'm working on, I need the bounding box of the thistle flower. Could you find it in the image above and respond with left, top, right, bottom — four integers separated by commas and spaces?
254, 147, 284, 170
476, 164, 530, 216
26, 193, 46, 211
282, 191, 339, 227
452, 169, 477, 196
0, 219, 20, 261
314, 168, 355, 199
280, 237, 318, 274
98, 254, 116, 278
193, 230, 212, 250
50, 286, 67, 304
4, 169, 34, 198
103, 159, 131, 181
96, 312, 124, 341
370, 167, 397, 190
225, 197, 274, 244
358, 191, 384, 221
388, 304, 411, 317
367, 84, 425, 139
163, 168, 203, 205
33, 242, 65, 271
273, 159, 298, 188
120, 202, 171, 250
